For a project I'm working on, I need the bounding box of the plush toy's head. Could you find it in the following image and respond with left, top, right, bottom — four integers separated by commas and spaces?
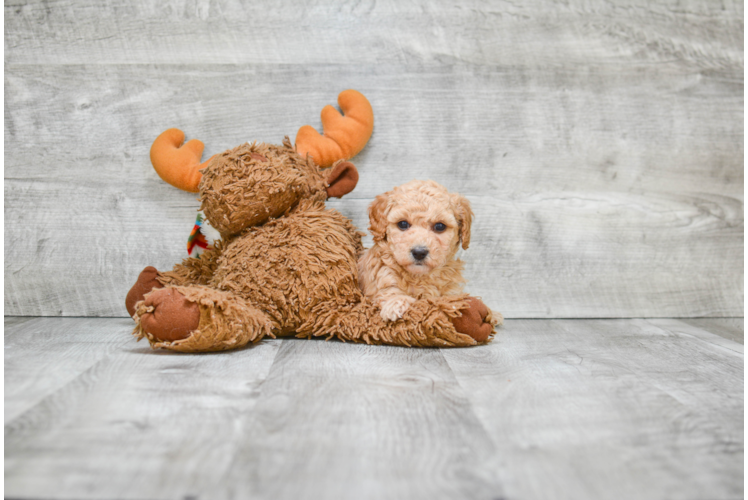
199, 139, 359, 236
148, 90, 373, 237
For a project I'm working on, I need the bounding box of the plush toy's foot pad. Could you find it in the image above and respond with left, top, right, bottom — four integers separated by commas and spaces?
138, 288, 200, 342
126, 266, 164, 318
451, 297, 494, 343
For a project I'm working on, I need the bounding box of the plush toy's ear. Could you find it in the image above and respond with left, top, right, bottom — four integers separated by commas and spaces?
326, 161, 359, 198
368, 192, 390, 243
452, 193, 473, 250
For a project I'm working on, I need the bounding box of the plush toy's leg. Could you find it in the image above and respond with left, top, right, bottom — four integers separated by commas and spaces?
132, 285, 273, 353
125, 245, 225, 318
125, 266, 164, 317
299, 295, 500, 348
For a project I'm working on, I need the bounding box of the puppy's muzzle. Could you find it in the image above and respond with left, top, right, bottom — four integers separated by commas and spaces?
411, 246, 429, 262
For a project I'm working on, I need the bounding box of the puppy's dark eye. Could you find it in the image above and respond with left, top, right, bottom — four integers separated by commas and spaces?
397, 220, 410, 230
433, 222, 447, 233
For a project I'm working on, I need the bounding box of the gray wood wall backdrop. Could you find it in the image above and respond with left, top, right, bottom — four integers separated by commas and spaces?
4, 0, 744, 319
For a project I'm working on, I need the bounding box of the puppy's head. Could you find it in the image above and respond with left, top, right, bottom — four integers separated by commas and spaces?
368, 180, 473, 275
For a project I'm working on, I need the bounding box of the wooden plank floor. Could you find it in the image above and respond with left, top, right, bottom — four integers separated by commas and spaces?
5, 317, 743, 500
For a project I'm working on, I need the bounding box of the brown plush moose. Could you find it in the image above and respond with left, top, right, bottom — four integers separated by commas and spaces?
125, 90, 499, 352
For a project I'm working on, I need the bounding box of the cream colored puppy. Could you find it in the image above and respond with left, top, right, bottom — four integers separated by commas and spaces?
358, 180, 473, 321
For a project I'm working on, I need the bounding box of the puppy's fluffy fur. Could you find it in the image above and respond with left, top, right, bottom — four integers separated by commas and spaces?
358, 180, 473, 321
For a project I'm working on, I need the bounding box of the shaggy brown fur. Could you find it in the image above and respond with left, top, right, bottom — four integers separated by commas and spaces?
130, 139, 499, 352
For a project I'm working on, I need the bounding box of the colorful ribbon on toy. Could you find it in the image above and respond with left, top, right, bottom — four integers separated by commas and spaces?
187, 211, 219, 258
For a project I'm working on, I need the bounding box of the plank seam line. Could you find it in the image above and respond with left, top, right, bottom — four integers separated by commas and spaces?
438, 347, 505, 471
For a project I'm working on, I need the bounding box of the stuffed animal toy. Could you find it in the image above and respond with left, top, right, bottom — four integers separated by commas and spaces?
125, 90, 499, 352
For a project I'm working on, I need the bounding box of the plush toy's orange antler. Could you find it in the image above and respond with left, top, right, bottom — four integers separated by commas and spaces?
150, 128, 215, 192
295, 89, 374, 168
150, 90, 372, 191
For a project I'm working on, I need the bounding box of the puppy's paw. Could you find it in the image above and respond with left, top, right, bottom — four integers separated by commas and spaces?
379, 295, 417, 321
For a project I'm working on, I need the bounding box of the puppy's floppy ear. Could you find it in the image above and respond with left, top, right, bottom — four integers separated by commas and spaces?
452, 193, 473, 250
368, 192, 390, 243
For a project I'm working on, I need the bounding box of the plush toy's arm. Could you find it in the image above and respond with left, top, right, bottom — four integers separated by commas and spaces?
298, 295, 498, 348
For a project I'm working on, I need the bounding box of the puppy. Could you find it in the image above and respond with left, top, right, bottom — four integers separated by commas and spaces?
358, 180, 473, 321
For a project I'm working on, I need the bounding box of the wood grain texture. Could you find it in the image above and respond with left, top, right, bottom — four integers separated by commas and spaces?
4, 317, 132, 423
4, 0, 743, 317
442, 318, 744, 500
743, 221, 748, 318
217, 340, 501, 500
5, 317, 743, 500
5, 0, 743, 67
5, 63, 742, 317
5, 316, 283, 500
680, 317, 743, 345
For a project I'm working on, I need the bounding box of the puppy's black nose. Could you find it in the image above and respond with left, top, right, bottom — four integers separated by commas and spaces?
411, 247, 429, 261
